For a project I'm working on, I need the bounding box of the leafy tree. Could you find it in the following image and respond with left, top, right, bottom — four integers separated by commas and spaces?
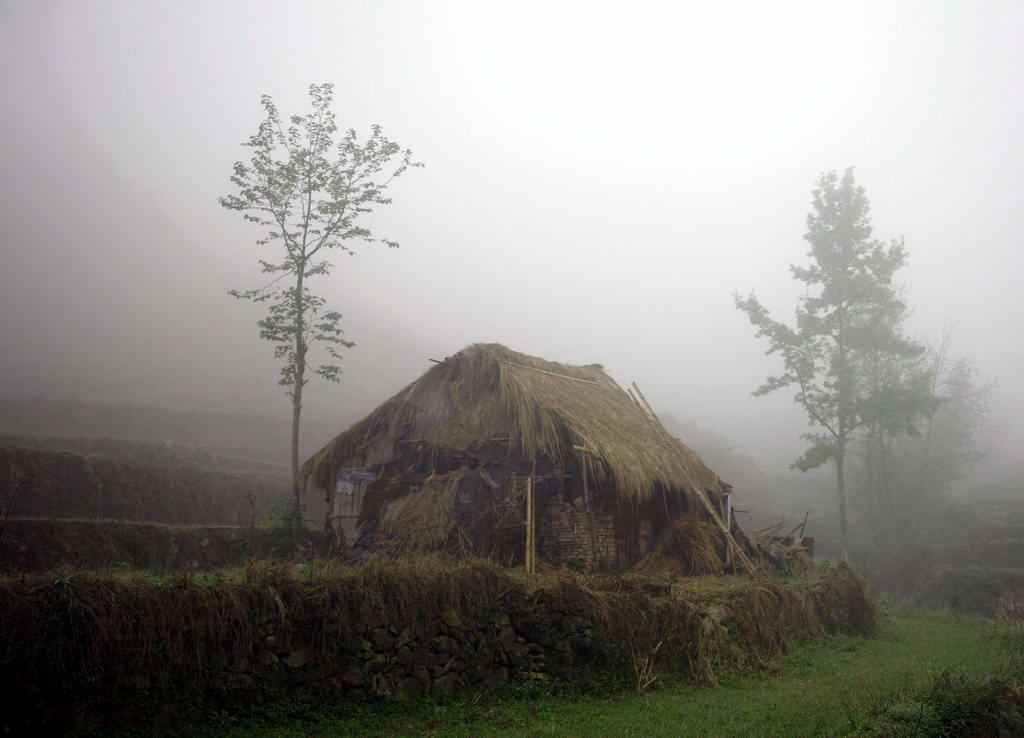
735, 168, 924, 558
221, 83, 421, 531
851, 299, 933, 520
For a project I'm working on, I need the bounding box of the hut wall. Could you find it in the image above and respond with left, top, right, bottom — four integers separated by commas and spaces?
537, 495, 616, 571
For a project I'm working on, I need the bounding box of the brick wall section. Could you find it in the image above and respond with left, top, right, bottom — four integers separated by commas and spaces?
537, 495, 617, 571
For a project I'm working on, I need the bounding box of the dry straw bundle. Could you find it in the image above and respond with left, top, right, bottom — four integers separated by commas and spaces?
376, 470, 466, 551
632, 519, 726, 578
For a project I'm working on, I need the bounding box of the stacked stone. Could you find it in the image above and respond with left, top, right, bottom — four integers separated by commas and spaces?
233, 606, 598, 702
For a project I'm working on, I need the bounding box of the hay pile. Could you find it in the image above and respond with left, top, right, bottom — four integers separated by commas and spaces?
376, 470, 465, 551
632, 519, 725, 577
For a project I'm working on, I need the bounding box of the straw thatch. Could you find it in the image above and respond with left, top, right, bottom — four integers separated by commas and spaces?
302, 343, 723, 506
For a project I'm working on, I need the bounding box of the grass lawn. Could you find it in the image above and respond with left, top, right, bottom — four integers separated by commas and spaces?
142, 609, 1019, 738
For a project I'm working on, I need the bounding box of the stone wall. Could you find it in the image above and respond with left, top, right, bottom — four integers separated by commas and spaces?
0, 560, 876, 734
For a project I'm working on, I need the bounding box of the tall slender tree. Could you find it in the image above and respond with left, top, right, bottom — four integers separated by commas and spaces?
735, 168, 919, 558
221, 83, 421, 533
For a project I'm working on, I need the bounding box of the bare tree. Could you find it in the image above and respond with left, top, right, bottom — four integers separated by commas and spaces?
221, 83, 421, 539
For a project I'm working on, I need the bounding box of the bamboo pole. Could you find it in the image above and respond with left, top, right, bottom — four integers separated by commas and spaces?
629, 380, 760, 577
693, 488, 760, 576
503, 360, 599, 384
525, 475, 535, 573
631, 381, 663, 428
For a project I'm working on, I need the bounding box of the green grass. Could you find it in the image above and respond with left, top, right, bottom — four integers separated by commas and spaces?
129, 609, 1020, 738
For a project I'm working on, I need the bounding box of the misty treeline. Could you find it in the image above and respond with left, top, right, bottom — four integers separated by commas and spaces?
737, 168, 991, 559
220, 83, 422, 532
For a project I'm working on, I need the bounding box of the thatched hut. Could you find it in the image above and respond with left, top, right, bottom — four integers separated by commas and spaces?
301, 344, 754, 573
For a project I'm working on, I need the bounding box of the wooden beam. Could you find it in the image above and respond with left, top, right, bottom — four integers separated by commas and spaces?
525, 475, 536, 573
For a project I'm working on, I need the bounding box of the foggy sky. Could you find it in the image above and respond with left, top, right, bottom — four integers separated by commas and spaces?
1, 1, 1022, 469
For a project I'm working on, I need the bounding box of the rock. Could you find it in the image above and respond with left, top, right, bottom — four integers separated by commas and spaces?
283, 649, 310, 670
265, 635, 277, 647
370, 673, 393, 697
432, 673, 463, 697
259, 650, 280, 667
480, 667, 509, 689
211, 671, 256, 689
516, 621, 548, 643
413, 667, 431, 690
431, 635, 450, 653
358, 638, 373, 652
440, 608, 463, 629
394, 646, 414, 665
497, 626, 516, 646
340, 664, 365, 687
366, 654, 388, 673
371, 628, 395, 650
124, 674, 151, 690
394, 676, 424, 702
494, 613, 511, 627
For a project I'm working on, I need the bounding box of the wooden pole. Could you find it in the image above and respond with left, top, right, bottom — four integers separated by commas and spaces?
525, 475, 535, 573
582, 461, 590, 511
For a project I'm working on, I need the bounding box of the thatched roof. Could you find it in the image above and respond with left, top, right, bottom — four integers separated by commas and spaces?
301, 343, 723, 503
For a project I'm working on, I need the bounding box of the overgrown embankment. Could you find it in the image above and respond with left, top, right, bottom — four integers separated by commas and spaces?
0, 557, 872, 734
166, 609, 1018, 738
0, 518, 327, 572
0, 443, 288, 524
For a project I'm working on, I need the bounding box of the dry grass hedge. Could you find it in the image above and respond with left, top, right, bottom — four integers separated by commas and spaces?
0, 556, 874, 733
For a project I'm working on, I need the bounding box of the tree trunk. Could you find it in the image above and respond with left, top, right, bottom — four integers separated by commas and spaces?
864, 422, 876, 525
836, 440, 849, 562
291, 379, 302, 547
291, 276, 306, 552
835, 301, 850, 563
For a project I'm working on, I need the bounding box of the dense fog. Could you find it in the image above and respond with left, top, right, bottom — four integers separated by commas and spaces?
2, 0, 1022, 478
